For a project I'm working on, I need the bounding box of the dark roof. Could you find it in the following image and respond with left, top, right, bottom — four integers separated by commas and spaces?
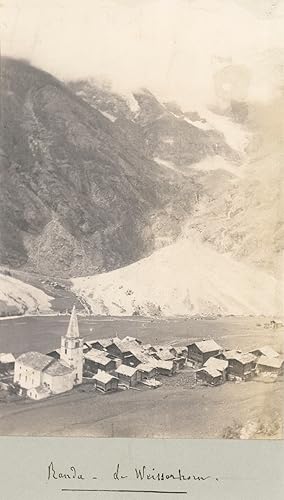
90, 338, 113, 348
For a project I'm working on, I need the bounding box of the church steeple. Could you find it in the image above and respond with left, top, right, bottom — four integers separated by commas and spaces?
66, 305, 79, 338
60, 305, 83, 385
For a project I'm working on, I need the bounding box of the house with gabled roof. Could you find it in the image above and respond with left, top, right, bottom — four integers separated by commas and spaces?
84, 349, 116, 374
0, 353, 15, 374
203, 357, 228, 381
89, 338, 113, 351
155, 360, 176, 376
220, 350, 257, 381
114, 364, 142, 387
256, 356, 284, 376
137, 363, 157, 379
187, 340, 223, 366
93, 370, 118, 392
250, 346, 279, 359
196, 366, 223, 386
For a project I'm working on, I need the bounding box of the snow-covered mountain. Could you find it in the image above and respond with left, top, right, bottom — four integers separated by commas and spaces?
70, 83, 283, 318
72, 234, 282, 317
0, 274, 52, 316
2, 59, 282, 318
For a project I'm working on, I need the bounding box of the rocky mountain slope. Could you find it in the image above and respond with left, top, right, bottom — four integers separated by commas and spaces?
1, 58, 282, 318
0, 58, 188, 277
70, 79, 283, 318
184, 93, 284, 276
69, 81, 239, 165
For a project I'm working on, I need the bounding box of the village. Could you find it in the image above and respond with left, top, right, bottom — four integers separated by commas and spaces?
0, 306, 283, 402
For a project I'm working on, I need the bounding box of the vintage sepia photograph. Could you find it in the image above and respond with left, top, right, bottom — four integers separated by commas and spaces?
0, 0, 283, 439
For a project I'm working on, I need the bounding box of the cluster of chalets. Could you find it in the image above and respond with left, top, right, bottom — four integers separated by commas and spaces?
77, 337, 282, 391
0, 335, 283, 396
81, 336, 188, 391
188, 341, 283, 386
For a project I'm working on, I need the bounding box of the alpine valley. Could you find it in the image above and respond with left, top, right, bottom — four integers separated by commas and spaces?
0, 57, 283, 317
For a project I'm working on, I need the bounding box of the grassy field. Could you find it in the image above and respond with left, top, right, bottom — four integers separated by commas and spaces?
0, 315, 283, 438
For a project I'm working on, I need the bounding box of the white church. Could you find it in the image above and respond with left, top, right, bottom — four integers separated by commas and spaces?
13, 306, 84, 400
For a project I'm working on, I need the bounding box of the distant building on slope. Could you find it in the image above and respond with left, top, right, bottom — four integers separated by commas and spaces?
14, 305, 84, 399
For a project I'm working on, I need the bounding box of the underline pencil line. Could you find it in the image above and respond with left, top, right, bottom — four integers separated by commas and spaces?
61, 488, 187, 494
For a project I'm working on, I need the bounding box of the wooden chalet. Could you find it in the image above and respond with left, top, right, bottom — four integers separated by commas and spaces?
89, 339, 113, 352
155, 360, 175, 376
84, 349, 116, 374
0, 353, 15, 374
196, 367, 223, 386
187, 340, 223, 366
250, 346, 279, 359
256, 356, 284, 376
93, 371, 118, 392
203, 357, 228, 382
114, 364, 142, 387
222, 350, 256, 381
137, 363, 157, 379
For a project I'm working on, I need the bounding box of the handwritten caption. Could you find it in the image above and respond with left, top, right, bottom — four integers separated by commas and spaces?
47, 462, 219, 483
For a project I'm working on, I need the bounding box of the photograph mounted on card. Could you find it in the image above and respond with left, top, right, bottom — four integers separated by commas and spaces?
0, 0, 283, 440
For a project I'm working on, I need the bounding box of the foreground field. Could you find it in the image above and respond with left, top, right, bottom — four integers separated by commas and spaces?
0, 316, 283, 438
0, 370, 282, 438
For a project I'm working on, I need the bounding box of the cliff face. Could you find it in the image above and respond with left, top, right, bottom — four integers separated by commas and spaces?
0, 58, 181, 277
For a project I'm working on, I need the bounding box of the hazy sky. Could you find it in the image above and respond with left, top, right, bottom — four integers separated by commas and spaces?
1, 0, 284, 109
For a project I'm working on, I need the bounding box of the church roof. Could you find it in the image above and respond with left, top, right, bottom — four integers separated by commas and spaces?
66, 305, 80, 338
16, 351, 73, 376
44, 361, 73, 376
16, 352, 54, 371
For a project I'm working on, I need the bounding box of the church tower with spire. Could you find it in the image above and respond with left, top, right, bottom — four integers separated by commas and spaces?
60, 305, 84, 385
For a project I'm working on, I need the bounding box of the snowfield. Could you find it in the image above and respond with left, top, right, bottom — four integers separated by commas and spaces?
72, 235, 282, 317
198, 108, 250, 153
0, 274, 52, 315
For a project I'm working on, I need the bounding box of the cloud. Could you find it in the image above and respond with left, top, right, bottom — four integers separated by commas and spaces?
1, 0, 283, 109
